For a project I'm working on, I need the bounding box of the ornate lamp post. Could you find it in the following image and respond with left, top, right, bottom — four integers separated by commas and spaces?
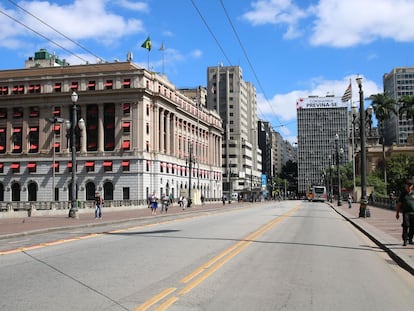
186, 142, 194, 208
356, 76, 369, 217
335, 134, 342, 206
69, 91, 79, 218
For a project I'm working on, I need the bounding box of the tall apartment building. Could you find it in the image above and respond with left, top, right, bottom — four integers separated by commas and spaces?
207, 65, 262, 200
383, 67, 414, 145
258, 120, 284, 178
297, 96, 349, 195
0, 50, 223, 205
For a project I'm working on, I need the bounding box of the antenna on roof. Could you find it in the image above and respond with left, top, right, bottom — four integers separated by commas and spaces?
127, 51, 133, 62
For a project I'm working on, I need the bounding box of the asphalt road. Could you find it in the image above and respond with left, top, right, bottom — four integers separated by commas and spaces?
1, 200, 414, 311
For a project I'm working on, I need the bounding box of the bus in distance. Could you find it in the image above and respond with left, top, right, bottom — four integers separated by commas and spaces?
312, 186, 327, 202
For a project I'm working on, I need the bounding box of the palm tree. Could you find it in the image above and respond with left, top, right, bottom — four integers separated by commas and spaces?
399, 95, 414, 123
370, 93, 397, 191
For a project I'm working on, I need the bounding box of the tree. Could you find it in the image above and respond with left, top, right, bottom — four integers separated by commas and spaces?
370, 93, 397, 191
399, 95, 414, 123
386, 153, 414, 194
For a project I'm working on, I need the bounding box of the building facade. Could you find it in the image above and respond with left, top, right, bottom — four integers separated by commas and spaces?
207, 65, 262, 200
383, 67, 414, 145
0, 52, 223, 206
297, 96, 349, 195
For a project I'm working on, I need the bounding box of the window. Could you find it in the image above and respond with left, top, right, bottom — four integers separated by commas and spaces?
12, 127, 22, 153
123, 121, 131, 134
52, 162, 59, 173
29, 107, 39, 118
146, 123, 150, 134
13, 107, 23, 118
29, 127, 39, 153
123, 79, 131, 88
103, 161, 113, 172
29, 84, 41, 93
122, 140, 130, 151
123, 187, 130, 200
11, 163, 20, 173
27, 162, 36, 173
85, 161, 95, 172
105, 80, 113, 89
54, 83, 62, 92
104, 103, 115, 151
70, 81, 78, 90
0, 163, 3, 173
88, 81, 96, 90
86, 105, 98, 151
123, 103, 130, 115
1, 86, 8, 95
0, 128, 5, 154
122, 160, 130, 172
0, 108, 6, 119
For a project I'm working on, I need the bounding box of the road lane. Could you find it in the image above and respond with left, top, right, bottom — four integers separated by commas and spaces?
1, 201, 414, 310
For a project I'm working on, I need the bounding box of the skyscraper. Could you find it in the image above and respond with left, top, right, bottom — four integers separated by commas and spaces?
297, 96, 349, 195
383, 67, 414, 145
207, 65, 262, 200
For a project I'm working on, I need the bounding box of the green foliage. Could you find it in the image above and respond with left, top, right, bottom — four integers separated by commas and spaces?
386, 153, 414, 194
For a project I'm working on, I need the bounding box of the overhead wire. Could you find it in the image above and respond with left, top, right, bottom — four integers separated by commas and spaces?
218, 0, 284, 128
7, 0, 105, 63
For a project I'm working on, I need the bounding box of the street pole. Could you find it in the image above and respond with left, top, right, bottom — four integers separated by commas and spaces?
356, 76, 369, 217
335, 134, 342, 206
69, 91, 78, 218
188, 142, 193, 208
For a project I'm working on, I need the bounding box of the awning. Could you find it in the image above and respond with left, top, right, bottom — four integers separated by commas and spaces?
54, 124, 61, 131
29, 144, 38, 150
13, 128, 21, 133
122, 141, 130, 149
103, 161, 112, 167
53, 142, 60, 148
122, 160, 130, 167
11, 163, 20, 169
52, 162, 59, 168
67, 162, 73, 168
27, 163, 36, 169
123, 103, 130, 111
122, 122, 130, 128
30, 127, 38, 132
85, 161, 94, 167
0, 163, 3, 168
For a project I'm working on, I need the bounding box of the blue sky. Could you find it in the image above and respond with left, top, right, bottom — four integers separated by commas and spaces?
1, 0, 414, 143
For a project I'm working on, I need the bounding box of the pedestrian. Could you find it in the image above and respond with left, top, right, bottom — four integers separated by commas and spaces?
178, 196, 183, 208
396, 177, 414, 246
347, 194, 353, 209
201, 194, 205, 205
182, 197, 187, 210
161, 193, 169, 213
95, 191, 103, 219
150, 192, 158, 215
222, 195, 226, 205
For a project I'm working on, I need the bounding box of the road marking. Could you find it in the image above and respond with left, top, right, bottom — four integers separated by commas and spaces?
136, 204, 300, 310
134, 287, 176, 311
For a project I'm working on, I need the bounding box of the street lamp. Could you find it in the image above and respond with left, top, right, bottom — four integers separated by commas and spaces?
186, 142, 194, 208
335, 134, 342, 206
356, 76, 370, 217
69, 91, 79, 218
228, 160, 232, 204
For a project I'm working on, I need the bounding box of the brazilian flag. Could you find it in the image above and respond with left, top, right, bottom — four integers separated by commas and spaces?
141, 36, 151, 51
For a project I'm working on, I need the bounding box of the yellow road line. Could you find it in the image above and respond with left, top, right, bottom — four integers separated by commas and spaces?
134, 287, 176, 311
139, 204, 300, 310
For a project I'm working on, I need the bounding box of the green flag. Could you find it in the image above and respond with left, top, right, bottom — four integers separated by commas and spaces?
141, 36, 151, 51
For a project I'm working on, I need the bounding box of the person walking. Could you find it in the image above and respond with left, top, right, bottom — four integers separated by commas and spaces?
347, 194, 353, 209
396, 178, 414, 246
95, 192, 103, 219
161, 193, 169, 213
150, 192, 158, 215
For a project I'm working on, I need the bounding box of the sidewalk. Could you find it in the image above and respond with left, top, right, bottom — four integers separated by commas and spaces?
331, 201, 414, 275
1, 200, 413, 275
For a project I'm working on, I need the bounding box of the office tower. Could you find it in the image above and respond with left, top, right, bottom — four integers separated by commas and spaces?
297, 96, 349, 195
207, 65, 262, 200
383, 67, 414, 145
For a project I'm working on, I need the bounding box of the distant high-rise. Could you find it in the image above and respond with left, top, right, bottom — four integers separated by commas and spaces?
297, 96, 349, 195
207, 65, 262, 199
383, 67, 414, 145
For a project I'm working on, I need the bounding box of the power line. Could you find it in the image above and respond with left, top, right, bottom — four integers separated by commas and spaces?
190, 0, 232, 66
219, 0, 284, 128
7, 0, 105, 63
0, 8, 90, 64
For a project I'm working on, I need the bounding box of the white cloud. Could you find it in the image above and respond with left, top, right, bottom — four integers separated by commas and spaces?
310, 0, 414, 47
242, 0, 310, 39
0, 0, 144, 49
117, 0, 149, 12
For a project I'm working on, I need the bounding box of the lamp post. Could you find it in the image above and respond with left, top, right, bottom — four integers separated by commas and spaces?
228, 160, 232, 204
356, 76, 369, 217
335, 134, 342, 206
69, 91, 79, 218
187, 142, 193, 208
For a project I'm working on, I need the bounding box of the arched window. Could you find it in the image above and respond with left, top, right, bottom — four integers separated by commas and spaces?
86, 182, 96, 201
11, 183, 20, 201
28, 182, 38, 201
